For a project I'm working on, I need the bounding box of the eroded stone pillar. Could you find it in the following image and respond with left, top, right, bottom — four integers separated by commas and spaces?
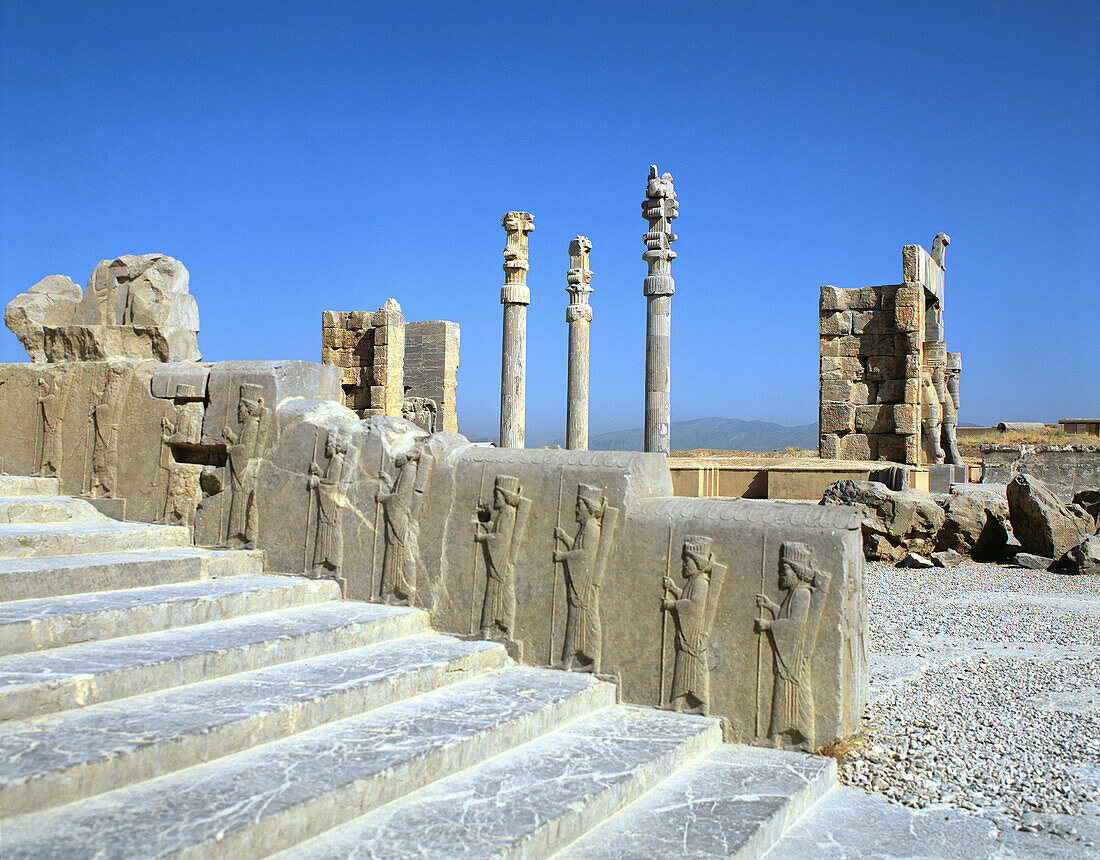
642, 166, 678, 454
565, 236, 593, 451
500, 212, 534, 448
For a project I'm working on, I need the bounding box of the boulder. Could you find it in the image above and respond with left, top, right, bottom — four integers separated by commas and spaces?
3, 275, 82, 362
1060, 535, 1100, 575
936, 488, 1011, 561
822, 479, 945, 562
5, 254, 200, 363
1072, 489, 1100, 531
898, 552, 934, 569
931, 549, 964, 568
1013, 553, 1053, 570
1006, 475, 1093, 559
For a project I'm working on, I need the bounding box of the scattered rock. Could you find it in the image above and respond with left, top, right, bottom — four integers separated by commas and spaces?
1012, 553, 1053, 571
1006, 475, 1093, 559
3, 275, 82, 363
936, 488, 1011, 561
822, 480, 945, 562
931, 549, 964, 568
898, 552, 934, 569
1072, 489, 1100, 531
1060, 535, 1100, 575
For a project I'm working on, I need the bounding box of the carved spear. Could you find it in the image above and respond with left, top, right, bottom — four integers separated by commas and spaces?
470, 462, 488, 635
659, 520, 673, 707
304, 429, 320, 573
548, 470, 565, 666
755, 534, 767, 739
32, 396, 43, 477
370, 444, 385, 601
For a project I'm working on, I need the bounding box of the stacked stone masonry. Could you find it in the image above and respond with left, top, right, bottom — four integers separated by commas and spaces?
321, 304, 458, 433
819, 237, 961, 467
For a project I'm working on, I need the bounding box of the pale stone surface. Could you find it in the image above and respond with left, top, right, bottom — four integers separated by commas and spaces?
1007, 474, 1095, 559
500, 211, 534, 448
822, 480, 945, 562
566, 235, 593, 451
982, 443, 1100, 502
3, 275, 82, 362
1062, 534, 1100, 574
937, 487, 1011, 561
642, 165, 678, 454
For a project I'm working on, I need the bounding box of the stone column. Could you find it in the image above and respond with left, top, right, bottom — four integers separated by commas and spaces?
642, 166, 678, 454
500, 211, 534, 448
565, 236, 593, 450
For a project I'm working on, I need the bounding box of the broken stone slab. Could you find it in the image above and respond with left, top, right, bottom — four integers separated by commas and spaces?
898, 552, 934, 569
1013, 552, 1053, 571
3, 275, 83, 362
936, 487, 1011, 561
821, 479, 945, 562
1059, 535, 1100, 575
150, 364, 211, 399
1073, 489, 1100, 530
931, 549, 964, 568
42, 324, 201, 363
1006, 474, 1093, 559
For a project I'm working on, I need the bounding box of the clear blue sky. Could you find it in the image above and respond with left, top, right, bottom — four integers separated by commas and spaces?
2, 1, 1097, 444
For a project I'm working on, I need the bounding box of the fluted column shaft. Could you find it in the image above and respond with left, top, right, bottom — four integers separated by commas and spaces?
566, 236, 593, 450
500, 211, 534, 448
642, 166, 678, 454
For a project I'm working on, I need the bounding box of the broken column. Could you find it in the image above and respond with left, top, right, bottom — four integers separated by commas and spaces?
500, 211, 534, 449
642, 166, 678, 454
565, 236, 593, 451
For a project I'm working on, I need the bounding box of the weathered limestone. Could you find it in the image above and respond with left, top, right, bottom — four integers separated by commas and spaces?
936, 487, 1011, 561
5, 256, 201, 363
565, 236, 593, 451
499, 211, 534, 448
642, 165, 678, 454
1006, 474, 1095, 559
821, 479, 945, 562
981, 443, 1100, 502
819, 237, 959, 467
321, 311, 459, 432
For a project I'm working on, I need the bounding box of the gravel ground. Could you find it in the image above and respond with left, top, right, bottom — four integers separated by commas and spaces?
837, 560, 1100, 850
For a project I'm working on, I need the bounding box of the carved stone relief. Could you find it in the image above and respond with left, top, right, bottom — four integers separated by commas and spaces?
401, 396, 438, 433
552, 484, 619, 673
221, 383, 269, 547
660, 535, 727, 715
309, 431, 350, 593
475, 475, 532, 641
35, 376, 67, 478
377, 447, 433, 605
755, 541, 831, 751
87, 364, 133, 498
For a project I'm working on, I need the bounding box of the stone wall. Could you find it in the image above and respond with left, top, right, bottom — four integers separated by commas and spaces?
819, 240, 958, 467
982, 444, 1100, 502
322, 305, 458, 434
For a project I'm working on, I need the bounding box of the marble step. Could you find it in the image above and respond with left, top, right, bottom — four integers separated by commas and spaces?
0, 632, 508, 816
558, 745, 837, 859
0, 496, 108, 525
0, 574, 341, 656
0, 520, 191, 560
0, 667, 615, 859
0, 547, 264, 602
0, 476, 60, 497
0, 600, 425, 721
285, 705, 724, 860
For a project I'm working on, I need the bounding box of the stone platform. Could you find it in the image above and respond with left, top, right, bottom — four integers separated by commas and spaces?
0, 476, 845, 857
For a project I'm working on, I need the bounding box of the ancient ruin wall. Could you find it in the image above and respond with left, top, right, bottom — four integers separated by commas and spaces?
403, 321, 459, 433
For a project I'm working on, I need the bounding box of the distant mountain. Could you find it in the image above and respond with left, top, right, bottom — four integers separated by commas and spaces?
573, 417, 818, 452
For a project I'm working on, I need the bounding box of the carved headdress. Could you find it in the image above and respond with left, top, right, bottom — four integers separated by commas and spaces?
682, 535, 714, 571
239, 383, 263, 407
780, 542, 815, 583
494, 475, 523, 506
576, 483, 605, 513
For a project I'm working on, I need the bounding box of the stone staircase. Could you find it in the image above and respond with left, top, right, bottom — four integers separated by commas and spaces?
0, 476, 837, 858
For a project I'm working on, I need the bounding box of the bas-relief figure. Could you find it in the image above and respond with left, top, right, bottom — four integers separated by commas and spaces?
35, 377, 66, 478
222, 384, 269, 548
377, 448, 432, 605
920, 371, 944, 465
942, 353, 963, 466
931, 231, 950, 269
755, 541, 831, 751
553, 484, 619, 673
475, 475, 532, 642
401, 396, 438, 434
310, 432, 350, 592
170, 384, 204, 445
661, 535, 727, 716
89, 364, 132, 498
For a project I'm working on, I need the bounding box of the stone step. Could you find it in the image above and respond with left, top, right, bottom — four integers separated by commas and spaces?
0, 574, 341, 656
0, 521, 192, 560
558, 745, 837, 859
0, 496, 108, 525
0, 667, 614, 859
0, 632, 508, 816
0, 600, 425, 721
0, 547, 264, 602
0, 476, 60, 497
286, 705, 723, 860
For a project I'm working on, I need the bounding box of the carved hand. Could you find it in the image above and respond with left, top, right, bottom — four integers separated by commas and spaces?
554, 527, 567, 542
755, 618, 773, 632
662, 598, 675, 611
756, 594, 779, 615
309, 463, 321, 476
222, 427, 238, 444
553, 550, 565, 563
662, 576, 675, 591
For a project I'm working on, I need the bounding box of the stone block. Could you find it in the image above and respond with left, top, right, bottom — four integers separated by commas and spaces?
903, 434, 920, 465
895, 331, 920, 356
819, 434, 841, 459
820, 356, 864, 381
838, 434, 875, 461
848, 287, 881, 310
820, 404, 856, 435
820, 379, 851, 403
877, 435, 906, 463
904, 378, 920, 404
864, 356, 899, 381
848, 382, 871, 406
857, 335, 896, 357
819, 286, 848, 312
893, 405, 920, 435
819, 312, 851, 337
850, 310, 889, 335
877, 379, 903, 403
856, 405, 894, 434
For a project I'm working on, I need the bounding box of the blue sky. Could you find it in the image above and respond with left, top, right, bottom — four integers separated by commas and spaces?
2, 1, 1097, 444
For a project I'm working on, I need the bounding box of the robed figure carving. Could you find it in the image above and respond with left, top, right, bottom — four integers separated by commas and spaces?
222, 384, 269, 548
377, 449, 432, 605
90, 364, 131, 498
36, 378, 66, 479
662, 536, 727, 715
553, 484, 619, 673
755, 541, 831, 751
475, 475, 532, 641
310, 432, 350, 591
